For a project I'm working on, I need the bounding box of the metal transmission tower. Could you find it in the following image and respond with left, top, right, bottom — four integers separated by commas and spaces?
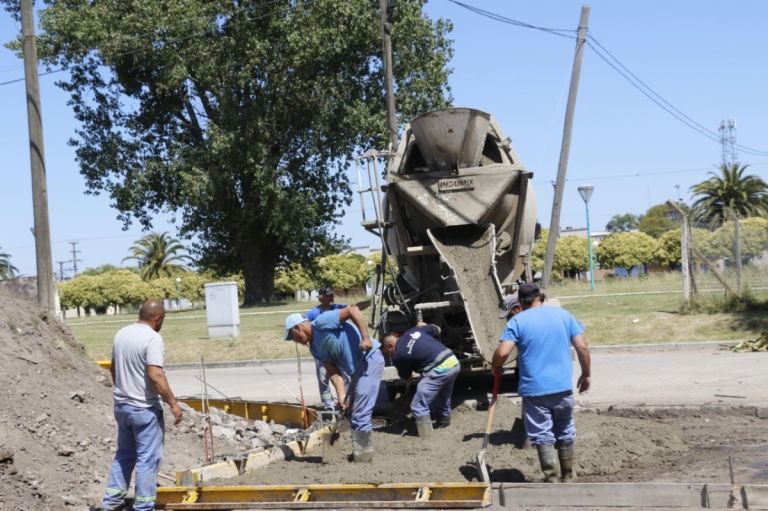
69, 241, 82, 276
55, 260, 69, 281
718, 119, 738, 166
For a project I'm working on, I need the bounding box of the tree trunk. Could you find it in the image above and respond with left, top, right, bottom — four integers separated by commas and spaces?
241, 242, 279, 306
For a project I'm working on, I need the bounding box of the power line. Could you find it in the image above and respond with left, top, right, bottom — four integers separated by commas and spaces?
447, 0, 576, 39
545, 161, 768, 185
446, 1, 768, 158
586, 35, 768, 158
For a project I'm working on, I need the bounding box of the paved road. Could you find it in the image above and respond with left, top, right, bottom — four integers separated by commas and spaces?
165, 342, 768, 409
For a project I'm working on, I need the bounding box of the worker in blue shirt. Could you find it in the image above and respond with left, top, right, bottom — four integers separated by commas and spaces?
305, 287, 371, 410
381, 323, 460, 438
284, 305, 383, 462
492, 283, 591, 483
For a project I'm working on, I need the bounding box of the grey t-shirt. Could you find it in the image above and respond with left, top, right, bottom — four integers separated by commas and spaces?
112, 323, 165, 408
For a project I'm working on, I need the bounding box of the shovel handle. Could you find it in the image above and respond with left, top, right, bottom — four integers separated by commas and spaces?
491, 368, 501, 399
482, 370, 502, 447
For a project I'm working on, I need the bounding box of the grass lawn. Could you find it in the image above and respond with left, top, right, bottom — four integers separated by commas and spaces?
66, 272, 768, 364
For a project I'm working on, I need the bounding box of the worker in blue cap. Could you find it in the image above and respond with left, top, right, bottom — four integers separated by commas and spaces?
284, 305, 383, 462
305, 286, 371, 410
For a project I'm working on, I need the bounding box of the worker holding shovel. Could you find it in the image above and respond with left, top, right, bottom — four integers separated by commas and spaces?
284, 305, 383, 462
305, 286, 371, 410
491, 284, 591, 483
380, 323, 460, 438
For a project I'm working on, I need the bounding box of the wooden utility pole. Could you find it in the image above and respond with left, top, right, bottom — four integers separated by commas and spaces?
668, 200, 740, 300
379, 0, 398, 152
541, 5, 590, 290
679, 207, 692, 305
730, 209, 743, 297
21, 0, 56, 317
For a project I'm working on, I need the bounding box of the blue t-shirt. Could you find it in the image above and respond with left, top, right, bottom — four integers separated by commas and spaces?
499, 306, 584, 397
310, 309, 381, 377
391, 325, 453, 379
306, 303, 346, 321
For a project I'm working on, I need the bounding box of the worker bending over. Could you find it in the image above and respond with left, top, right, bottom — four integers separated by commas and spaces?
381, 323, 460, 438
305, 286, 371, 410
284, 306, 383, 462
492, 284, 591, 483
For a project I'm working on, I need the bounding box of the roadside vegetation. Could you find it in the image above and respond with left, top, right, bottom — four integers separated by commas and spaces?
67, 270, 768, 364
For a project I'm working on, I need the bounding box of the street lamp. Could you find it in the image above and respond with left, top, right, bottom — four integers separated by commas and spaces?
577, 185, 596, 291
175, 276, 182, 311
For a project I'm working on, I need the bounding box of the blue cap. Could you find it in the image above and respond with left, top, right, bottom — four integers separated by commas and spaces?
284, 313, 308, 340
499, 293, 520, 318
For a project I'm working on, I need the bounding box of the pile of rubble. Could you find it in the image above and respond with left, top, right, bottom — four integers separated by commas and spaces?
197, 405, 295, 452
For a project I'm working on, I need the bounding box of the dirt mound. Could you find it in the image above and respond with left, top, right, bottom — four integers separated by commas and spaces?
0, 288, 234, 511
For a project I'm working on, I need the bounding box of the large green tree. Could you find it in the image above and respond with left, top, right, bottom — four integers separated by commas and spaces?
595, 231, 656, 270
606, 213, 640, 233
654, 229, 681, 268
638, 204, 677, 238
122, 232, 193, 281
553, 236, 589, 278
318, 253, 369, 293
690, 163, 768, 225
696, 218, 768, 264
17, 0, 452, 304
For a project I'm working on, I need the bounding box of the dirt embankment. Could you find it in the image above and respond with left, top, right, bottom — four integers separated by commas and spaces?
0, 288, 239, 511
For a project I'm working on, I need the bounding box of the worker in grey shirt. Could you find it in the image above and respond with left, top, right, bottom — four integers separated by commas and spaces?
101, 299, 183, 511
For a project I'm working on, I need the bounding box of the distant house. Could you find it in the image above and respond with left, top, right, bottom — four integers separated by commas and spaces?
559, 227, 611, 243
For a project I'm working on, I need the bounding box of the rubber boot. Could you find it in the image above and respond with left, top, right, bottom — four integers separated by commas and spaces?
436, 415, 451, 428
414, 415, 433, 438
536, 443, 559, 483
557, 442, 576, 482
351, 431, 374, 463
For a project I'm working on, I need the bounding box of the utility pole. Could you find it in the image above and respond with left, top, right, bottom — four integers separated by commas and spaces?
56, 260, 68, 281
541, 5, 590, 290
69, 241, 82, 275
679, 211, 692, 306
379, 0, 398, 152
21, 0, 56, 317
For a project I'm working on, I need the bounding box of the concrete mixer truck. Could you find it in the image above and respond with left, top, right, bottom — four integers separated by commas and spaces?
357, 107, 539, 373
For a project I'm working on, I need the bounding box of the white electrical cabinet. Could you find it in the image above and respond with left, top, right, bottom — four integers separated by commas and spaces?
204, 282, 240, 339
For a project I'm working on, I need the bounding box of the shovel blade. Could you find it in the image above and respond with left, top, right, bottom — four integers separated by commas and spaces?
322, 431, 341, 463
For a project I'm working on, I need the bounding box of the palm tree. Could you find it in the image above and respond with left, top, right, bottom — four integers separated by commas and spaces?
0, 248, 18, 279
690, 163, 768, 297
122, 232, 194, 281
690, 163, 768, 225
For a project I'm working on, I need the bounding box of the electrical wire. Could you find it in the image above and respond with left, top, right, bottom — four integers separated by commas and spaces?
446, 1, 768, 158
587, 35, 768, 157
447, 0, 576, 39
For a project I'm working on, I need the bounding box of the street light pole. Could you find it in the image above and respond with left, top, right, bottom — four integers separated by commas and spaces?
578, 185, 596, 291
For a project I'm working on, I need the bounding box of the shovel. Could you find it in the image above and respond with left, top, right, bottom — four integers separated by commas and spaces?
476, 368, 501, 483
322, 362, 364, 462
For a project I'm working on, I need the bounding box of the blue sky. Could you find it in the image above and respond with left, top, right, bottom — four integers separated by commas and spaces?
2, 1, 767, 277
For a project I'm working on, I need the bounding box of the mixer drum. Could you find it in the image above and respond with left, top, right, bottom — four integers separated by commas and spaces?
378, 108, 536, 367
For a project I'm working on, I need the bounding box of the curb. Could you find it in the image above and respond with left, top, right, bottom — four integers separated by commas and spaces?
165, 340, 741, 371
589, 340, 739, 353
